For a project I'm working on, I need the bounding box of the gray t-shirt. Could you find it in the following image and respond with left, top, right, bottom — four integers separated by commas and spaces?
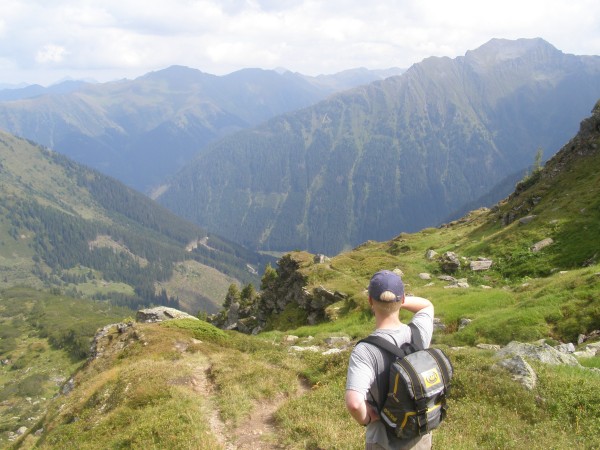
346, 309, 434, 449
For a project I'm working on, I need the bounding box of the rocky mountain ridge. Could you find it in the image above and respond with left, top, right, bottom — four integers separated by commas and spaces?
157, 38, 600, 255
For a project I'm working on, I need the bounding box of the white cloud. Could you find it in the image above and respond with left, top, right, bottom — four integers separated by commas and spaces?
1, 0, 600, 85
35, 44, 68, 64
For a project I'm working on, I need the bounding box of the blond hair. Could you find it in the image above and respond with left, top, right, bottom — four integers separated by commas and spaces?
371, 290, 402, 315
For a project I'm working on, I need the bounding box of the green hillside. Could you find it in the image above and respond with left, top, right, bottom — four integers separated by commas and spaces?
0, 287, 131, 448
0, 131, 271, 314
6, 101, 600, 450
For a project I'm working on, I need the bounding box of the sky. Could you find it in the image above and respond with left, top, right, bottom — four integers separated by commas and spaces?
2, 0, 600, 87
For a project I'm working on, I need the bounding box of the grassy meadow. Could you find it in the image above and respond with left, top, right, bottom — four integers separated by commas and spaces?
7, 215, 600, 449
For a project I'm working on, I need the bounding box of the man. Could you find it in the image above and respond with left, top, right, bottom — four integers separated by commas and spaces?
346, 270, 434, 450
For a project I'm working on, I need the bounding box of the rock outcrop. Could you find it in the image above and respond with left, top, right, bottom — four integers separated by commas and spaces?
496, 341, 580, 366
492, 340, 584, 390
136, 306, 199, 323
211, 252, 348, 333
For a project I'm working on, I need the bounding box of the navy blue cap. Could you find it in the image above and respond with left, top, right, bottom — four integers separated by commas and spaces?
368, 270, 404, 302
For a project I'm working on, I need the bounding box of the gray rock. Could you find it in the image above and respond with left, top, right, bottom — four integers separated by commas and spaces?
496, 341, 580, 366
392, 268, 404, 277
493, 355, 537, 390
554, 343, 575, 354
314, 254, 331, 264
438, 275, 457, 283
419, 273, 432, 280
324, 336, 351, 346
433, 318, 446, 332
322, 348, 343, 356
136, 307, 198, 323
476, 343, 501, 351
531, 238, 554, 252
61, 378, 75, 395
440, 252, 461, 273
458, 318, 472, 330
425, 249, 438, 260
226, 302, 240, 327
470, 259, 493, 271
573, 348, 597, 358
289, 346, 320, 353
519, 215, 536, 225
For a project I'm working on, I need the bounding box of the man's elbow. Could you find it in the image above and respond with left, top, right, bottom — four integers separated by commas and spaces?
345, 390, 363, 412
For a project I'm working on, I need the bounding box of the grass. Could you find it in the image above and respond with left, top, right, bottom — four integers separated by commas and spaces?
0, 287, 132, 449
6, 292, 600, 450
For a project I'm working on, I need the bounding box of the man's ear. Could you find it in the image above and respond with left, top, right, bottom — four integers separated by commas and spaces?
400, 294, 406, 304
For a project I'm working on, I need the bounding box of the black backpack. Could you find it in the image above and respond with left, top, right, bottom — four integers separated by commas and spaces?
358, 323, 453, 439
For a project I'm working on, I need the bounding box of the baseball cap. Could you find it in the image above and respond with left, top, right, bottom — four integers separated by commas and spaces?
368, 270, 404, 302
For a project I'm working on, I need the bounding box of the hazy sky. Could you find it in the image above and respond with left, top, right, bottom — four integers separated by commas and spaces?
2, 0, 600, 86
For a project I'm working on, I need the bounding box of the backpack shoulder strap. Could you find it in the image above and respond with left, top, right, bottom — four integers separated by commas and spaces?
407, 322, 425, 350
359, 335, 409, 357
358, 322, 424, 356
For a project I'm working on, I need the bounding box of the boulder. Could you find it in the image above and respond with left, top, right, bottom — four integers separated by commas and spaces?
136, 307, 198, 323
496, 341, 580, 366
458, 318, 472, 330
531, 238, 554, 252
477, 343, 501, 351
433, 318, 447, 332
554, 343, 575, 354
322, 348, 343, 356
440, 252, 461, 273
392, 268, 404, 277
226, 302, 240, 327
438, 275, 457, 283
324, 336, 351, 347
519, 215, 536, 225
314, 254, 331, 264
425, 249, 438, 260
470, 259, 493, 271
493, 355, 537, 390
236, 316, 259, 334
419, 273, 432, 280
289, 346, 320, 353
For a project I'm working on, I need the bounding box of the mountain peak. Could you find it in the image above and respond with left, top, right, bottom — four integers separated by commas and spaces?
464, 37, 561, 68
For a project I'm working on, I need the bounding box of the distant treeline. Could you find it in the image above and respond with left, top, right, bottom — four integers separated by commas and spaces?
1, 153, 272, 309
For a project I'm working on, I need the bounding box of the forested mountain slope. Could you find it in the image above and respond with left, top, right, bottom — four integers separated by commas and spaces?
157, 38, 600, 255
0, 131, 270, 313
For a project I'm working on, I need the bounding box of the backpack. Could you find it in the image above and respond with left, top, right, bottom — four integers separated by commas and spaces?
358, 323, 453, 439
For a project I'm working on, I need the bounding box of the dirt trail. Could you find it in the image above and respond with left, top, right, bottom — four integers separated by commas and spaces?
191, 363, 310, 449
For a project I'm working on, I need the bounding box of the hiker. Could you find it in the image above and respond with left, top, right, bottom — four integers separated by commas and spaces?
346, 270, 435, 450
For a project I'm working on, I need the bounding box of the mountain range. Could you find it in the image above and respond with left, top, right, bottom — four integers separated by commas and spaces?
0, 66, 402, 193
155, 38, 600, 255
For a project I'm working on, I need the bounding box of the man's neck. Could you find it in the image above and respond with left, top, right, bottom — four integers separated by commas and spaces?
374, 314, 403, 330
